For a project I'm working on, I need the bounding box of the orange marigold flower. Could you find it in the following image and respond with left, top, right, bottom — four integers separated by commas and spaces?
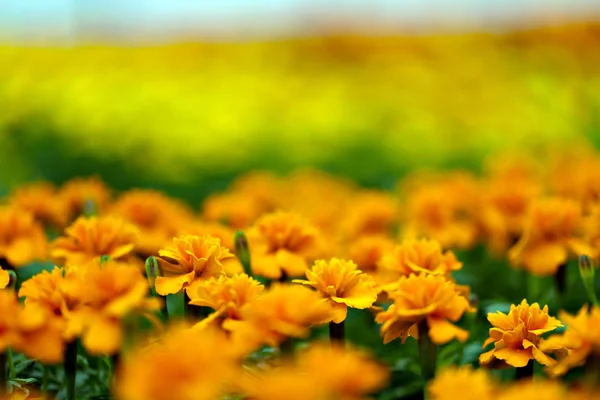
338, 190, 399, 240
202, 192, 265, 229
109, 189, 194, 257
539, 305, 600, 377
348, 234, 395, 273
479, 174, 541, 255
428, 366, 495, 400
59, 176, 111, 220
400, 171, 480, 249
155, 235, 233, 296
9, 182, 69, 228
377, 238, 462, 291
0, 290, 64, 364
51, 216, 138, 266
497, 380, 564, 400
0, 207, 47, 267
115, 325, 239, 400
293, 258, 378, 323
223, 284, 332, 353
375, 274, 471, 345
64, 260, 161, 355
0, 268, 9, 289
479, 299, 562, 369
248, 211, 323, 279
242, 342, 389, 400
188, 273, 263, 322
509, 198, 594, 276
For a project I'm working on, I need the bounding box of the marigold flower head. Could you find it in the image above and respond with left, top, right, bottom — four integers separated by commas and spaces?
0, 268, 9, 289
65, 259, 161, 355
509, 198, 594, 276
242, 342, 389, 400
59, 176, 111, 220
109, 189, 194, 256
348, 234, 395, 273
116, 325, 239, 400
0, 290, 64, 364
155, 234, 233, 296
497, 380, 564, 400
202, 192, 265, 229
375, 274, 471, 345
539, 305, 600, 377
479, 174, 541, 254
248, 211, 323, 279
223, 284, 332, 352
187, 273, 263, 321
400, 171, 480, 249
9, 182, 69, 228
0, 206, 47, 267
294, 258, 378, 323
51, 216, 138, 266
479, 299, 562, 369
377, 238, 462, 290
338, 190, 399, 240
428, 366, 495, 400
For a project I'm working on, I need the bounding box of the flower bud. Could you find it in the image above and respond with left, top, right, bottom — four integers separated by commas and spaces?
145, 256, 162, 297
7, 270, 17, 290
83, 198, 97, 217
234, 230, 252, 276
579, 255, 598, 306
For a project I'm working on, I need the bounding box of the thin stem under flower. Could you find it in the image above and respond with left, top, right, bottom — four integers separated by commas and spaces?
0, 351, 6, 397
64, 340, 78, 400
329, 321, 345, 346
417, 321, 437, 385
516, 360, 534, 380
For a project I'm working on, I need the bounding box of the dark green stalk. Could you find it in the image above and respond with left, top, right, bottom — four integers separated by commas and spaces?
279, 338, 295, 357
234, 230, 252, 276
516, 360, 534, 380
329, 321, 345, 346
554, 263, 567, 306
6, 349, 14, 380
64, 340, 78, 400
417, 321, 437, 385
42, 366, 49, 395
0, 352, 6, 397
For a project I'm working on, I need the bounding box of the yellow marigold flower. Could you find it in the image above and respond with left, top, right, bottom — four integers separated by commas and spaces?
51, 216, 138, 266
248, 211, 323, 279
509, 198, 594, 276
155, 234, 233, 296
338, 190, 399, 240
400, 171, 480, 249
479, 299, 562, 369
539, 305, 600, 377
59, 176, 111, 220
243, 342, 389, 400
377, 238, 462, 291
348, 234, 395, 273
224, 284, 332, 352
428, 366, 495, 400
0, 268, 9, 289
9, 182, 69, 228
375, 274, 471, 345
293, 258, 378, 323
479, 174, 541, 254
202, 192, 265, 229
109, 189, 194, 257
178, 221, 242, 276
0, 290, 64, 364
497, 380, 565, 400
65, 260, 161, 355
0, 207, 47, 267
115, 325, 239, 400
188, 273, 263, 322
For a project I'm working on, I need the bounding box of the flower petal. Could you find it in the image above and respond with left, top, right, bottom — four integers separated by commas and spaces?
427, 317, 469, 345
155, 270, 195, 295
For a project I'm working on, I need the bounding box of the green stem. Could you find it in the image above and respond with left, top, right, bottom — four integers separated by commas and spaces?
6, 349, 14, 380
42, 366, 49, 395
279, 338, 295, 357
64, 341, 78, 400
329, 321, 345, 346
418, 321, 437, 387
0, 352, 6, 397
554, 263, 567, 306
516, 360, 534, 380
526, 273, 540, 302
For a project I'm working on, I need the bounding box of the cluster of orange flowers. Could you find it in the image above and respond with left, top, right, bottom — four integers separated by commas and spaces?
1, 148, 600, 398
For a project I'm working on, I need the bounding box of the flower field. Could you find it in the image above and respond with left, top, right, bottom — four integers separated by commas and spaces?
1, 21, 600, 400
